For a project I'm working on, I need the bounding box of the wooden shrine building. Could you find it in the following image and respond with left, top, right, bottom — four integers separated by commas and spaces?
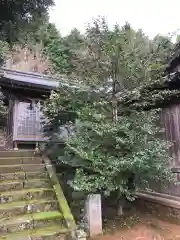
136, 42, 180, 209
0, 67, 59, 150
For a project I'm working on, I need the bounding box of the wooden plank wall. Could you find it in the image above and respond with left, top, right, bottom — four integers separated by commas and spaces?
149, 104, 180, 197
161, 104, 180, 168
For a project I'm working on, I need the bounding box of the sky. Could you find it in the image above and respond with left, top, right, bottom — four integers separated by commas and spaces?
49, 0, 180, 39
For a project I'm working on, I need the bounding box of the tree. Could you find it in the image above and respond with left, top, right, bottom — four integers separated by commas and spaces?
0, 0, 54, 43
67, 19, 173, 89
0, 41, 10, 126
43, 19, 174, 214
0, 41, 9, 66
16, 13, 49, 45
41, 25, 85, 74
22, 23, 84, 74
42, 23, 73, 74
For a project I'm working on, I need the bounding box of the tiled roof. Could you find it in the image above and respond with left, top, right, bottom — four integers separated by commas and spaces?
0, 68, 59, 90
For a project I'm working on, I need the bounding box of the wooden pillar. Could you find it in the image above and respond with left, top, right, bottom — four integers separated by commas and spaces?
13, 100, 18, 146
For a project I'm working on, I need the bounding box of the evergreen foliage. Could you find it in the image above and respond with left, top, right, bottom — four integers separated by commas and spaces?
0, 0, 54, 43
43, 87, 173, 200
43, 19, 175, 202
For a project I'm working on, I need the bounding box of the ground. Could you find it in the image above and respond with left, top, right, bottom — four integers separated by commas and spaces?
93, 208, 180, 240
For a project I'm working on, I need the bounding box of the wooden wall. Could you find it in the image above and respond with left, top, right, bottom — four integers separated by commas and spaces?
161, 104, 180, 168
149, 103, 180, 197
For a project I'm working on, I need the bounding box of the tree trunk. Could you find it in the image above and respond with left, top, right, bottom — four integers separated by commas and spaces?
117, 201, 124, 216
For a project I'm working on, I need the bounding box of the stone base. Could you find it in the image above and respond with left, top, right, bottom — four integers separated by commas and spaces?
76, 229, 87, 240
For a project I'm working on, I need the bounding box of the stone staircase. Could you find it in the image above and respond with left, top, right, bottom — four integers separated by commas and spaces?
0, 150, 76, 240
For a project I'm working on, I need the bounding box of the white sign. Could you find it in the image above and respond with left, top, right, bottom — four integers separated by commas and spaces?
85, 194, 102, 237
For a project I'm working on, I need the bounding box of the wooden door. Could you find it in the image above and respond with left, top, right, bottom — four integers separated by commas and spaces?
14, 100, 45, 141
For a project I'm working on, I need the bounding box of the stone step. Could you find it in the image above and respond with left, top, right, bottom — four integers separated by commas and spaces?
0, 157, 43, 165
30, 225, 68, 240
23, 164, 46, 173
25, 171, 49, 179
0, 225, 69, 240
0, 172, 25, 181
0, 188, 55, 203
0, 165, 23, 173
25, 171, 49, 180
24, 179, 52, 189
0, 199, 59, 218
0, 151, 36, 158
0, 171, 49, 182
0, 164, 46, 173
0, 179, 52, 192
0, 211, 63, 234
22, 157, 43, 164
0, 151, 74, 240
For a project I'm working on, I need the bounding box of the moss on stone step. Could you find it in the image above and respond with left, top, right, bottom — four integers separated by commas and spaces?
0, 152, 76, 240
0, 164, 46, 174
0, 178, 52, 192
0, 172, 25, 181
0, 199, 57, 210
45, 161, 76, 231
0, 187, 53, 196
0, 171, 49, 182
0, 213, 32, 225
0, 188, 55, 203
32, 211, 62, 221
0, 211, 63, 234
0, 211, 63, 224
0, 178, 49, 185
0, 181, 23, 192
31, 225, 68, 239
0, 224, 69, 239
